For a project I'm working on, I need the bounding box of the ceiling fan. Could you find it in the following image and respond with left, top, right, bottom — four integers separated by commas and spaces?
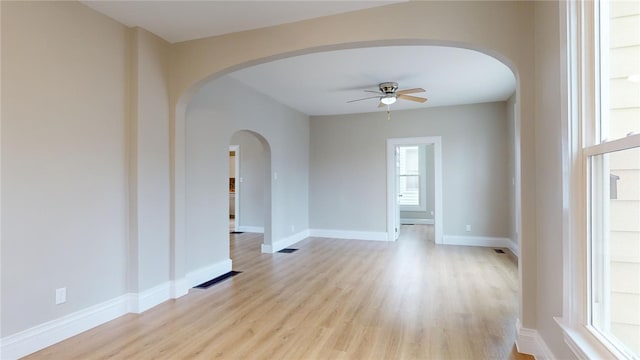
347, 82, 428, 107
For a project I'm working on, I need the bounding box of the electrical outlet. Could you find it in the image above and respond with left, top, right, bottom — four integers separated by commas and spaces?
273, 172, 278, 180
55, 287, 66, 304
291, 225, 295, 233
430, 211, 434, 216
465, 225, 471, 232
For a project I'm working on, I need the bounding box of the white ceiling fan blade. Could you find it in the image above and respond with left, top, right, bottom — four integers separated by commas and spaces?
346, 95, 381, 103
396, 87, 425, 95
398, 94, 427, 103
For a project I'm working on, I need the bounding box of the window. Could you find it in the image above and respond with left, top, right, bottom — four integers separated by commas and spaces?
587, 1, 640, 357
398, 146, 419, 206
398, 145, 427, 211
562, 1, 640, 359
589, 147, 640, 358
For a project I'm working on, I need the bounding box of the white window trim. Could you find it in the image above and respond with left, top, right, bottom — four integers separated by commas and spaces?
556, 1, 640, 359
399, 145, 428, 212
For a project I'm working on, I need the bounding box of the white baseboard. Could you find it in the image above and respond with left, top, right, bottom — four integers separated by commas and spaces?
128, 282, 172, 314
309, 229, 389, 242
442, 235, 512, 249
0, 295, 130, 360
507, 240, 520, 257
170, 278, 189, 299
400, 218, 434, 225
237, 226, 264, 233
185, 258, 233, 289
261, 230, 309, 253
0, 259, 232, 360
516, 319, 556, 359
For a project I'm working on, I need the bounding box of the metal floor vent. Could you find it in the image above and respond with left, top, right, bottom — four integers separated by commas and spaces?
494, 249, 506, 254
194, 271, 242, 289
230, 231, 244, 234
278, 248, 299, 253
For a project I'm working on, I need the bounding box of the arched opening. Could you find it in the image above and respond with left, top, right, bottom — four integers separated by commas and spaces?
173, 42, 524, 333
228, 130, 272, 252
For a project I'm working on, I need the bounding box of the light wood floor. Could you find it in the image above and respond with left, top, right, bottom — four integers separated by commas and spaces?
26, 225, 532, 359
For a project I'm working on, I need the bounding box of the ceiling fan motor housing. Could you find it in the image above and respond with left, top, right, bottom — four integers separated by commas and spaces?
379, 82, 398, 94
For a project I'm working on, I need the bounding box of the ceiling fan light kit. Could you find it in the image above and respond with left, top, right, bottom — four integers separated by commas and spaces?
380, 95, 396, 105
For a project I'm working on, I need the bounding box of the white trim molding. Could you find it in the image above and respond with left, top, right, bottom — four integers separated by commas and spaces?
400, 218, 434, 225
184, 258, 233, 289
170, 278, 189, 299
261, 230, 309, 253
0, 295, 130, 360
237, 225, 264, 233
516, 319, 556, 360
128, 282, 172, 314
507, 240, 520, 258
555, 317, 629, 360
309, 229, 389, 242
442, 235, 513, 249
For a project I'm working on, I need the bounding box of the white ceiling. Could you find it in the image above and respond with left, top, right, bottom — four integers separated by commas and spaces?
81, 1, 404, 43
83, 1, 516, 117
229, 46, 516, 116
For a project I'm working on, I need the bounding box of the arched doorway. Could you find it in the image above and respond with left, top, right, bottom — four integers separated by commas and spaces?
228, 130, 272, 246
173, 40, 526, 334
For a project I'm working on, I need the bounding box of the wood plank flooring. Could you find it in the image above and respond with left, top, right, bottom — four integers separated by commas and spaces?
25, 225, 532, 359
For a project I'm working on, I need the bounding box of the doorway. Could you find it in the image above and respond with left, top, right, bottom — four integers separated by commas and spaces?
387, 137, 443, 243
228, 130, 272, 249
229, 145, 239, 233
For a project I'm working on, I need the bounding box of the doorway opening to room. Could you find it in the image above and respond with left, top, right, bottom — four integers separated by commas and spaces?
228, 130, 272, 256
229, 145, 239, 233
387, 137, 443, 243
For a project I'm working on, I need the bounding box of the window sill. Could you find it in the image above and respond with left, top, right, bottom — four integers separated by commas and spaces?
554, 317, 627, 360
399, 206, 427, 212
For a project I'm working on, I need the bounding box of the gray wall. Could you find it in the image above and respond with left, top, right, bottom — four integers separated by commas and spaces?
130, 29, 173, 294
186, 76, 310, 272
230, 131, 268, 229
401, 144, 436, 221
310, 102, 512, 239
1, 1, 130, 336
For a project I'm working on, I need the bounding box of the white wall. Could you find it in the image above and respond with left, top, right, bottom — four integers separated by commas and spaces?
309, 102, 512, 239
230, 131, 268, 229
186, 76, 309, 272
1, 1, 129, 336
533, 2, 575, 358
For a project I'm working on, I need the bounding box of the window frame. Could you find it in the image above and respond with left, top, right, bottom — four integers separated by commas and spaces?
558, 1, 640, 359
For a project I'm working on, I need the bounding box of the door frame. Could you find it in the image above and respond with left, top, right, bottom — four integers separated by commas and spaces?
386, 136, 443, 243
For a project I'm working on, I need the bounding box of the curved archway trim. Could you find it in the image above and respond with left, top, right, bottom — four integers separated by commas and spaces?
169, 0, 536, 332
